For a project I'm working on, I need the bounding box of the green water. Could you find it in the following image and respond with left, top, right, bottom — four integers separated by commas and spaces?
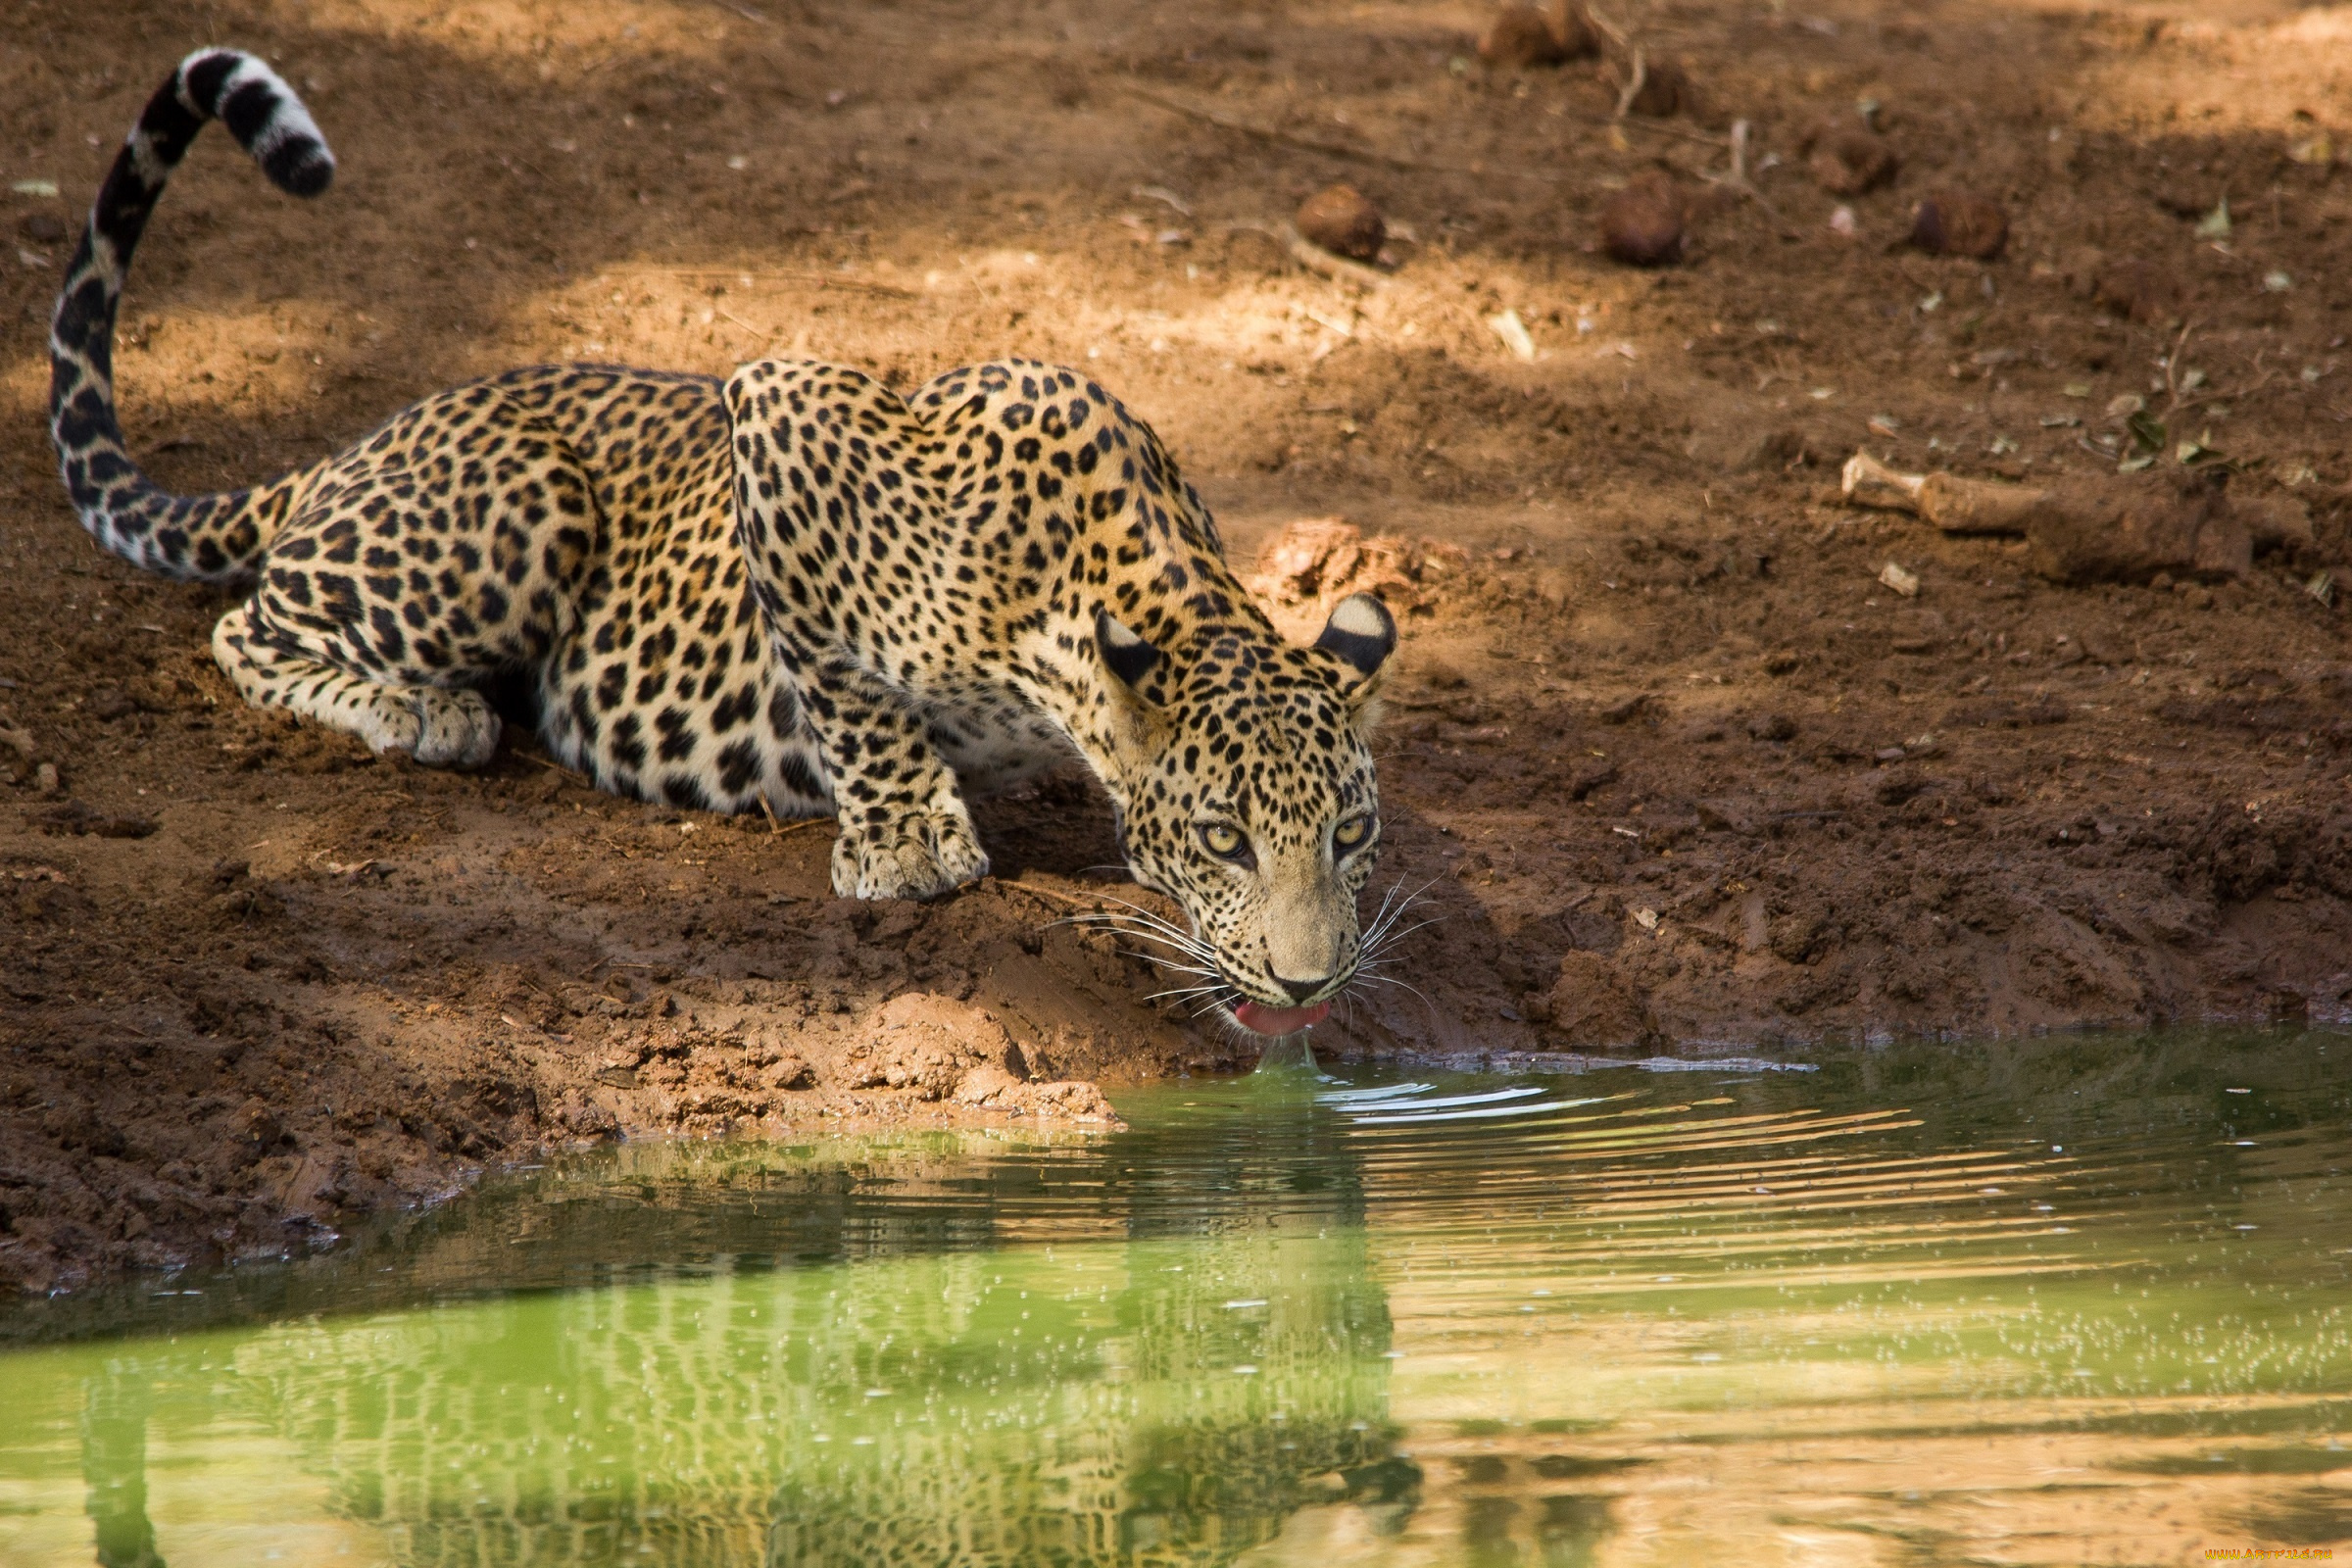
2, 1031, 2349, 1567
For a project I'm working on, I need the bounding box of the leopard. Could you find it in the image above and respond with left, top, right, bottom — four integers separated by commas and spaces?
47, 49, 1401, 1037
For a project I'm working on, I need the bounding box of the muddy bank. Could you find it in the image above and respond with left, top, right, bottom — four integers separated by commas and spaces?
6, 0, 2352, 1292
7, 518, 2348, 1293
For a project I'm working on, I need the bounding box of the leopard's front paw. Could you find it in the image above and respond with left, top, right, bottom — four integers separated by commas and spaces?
830, 809, 991, 901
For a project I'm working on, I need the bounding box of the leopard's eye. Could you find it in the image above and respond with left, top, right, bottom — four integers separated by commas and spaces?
1199, 822, 1250, 860
1333, 814, 1374, 851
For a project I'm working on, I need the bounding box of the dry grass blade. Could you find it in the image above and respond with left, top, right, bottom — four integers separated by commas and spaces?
1126, 83, 1571, 184
1122, 83, 1435, 172
1225, 220, 1393, 291
1612, 46, 1648, 121
659, 267, 920, 300
1699, 120, 1788, 232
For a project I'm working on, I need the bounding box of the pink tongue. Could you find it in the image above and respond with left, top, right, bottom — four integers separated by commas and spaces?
1232, 1000, 1332, 1036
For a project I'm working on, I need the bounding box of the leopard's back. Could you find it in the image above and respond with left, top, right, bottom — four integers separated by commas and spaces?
496, 367, 826, 810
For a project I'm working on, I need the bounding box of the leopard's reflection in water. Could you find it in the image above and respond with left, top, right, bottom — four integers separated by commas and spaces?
4, 1028, 2351, 1567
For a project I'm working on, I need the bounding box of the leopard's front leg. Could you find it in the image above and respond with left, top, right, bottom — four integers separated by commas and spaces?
803, 661, 990, 901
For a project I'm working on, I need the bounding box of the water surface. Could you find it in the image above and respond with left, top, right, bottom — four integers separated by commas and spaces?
2, 1029, 2348, 1565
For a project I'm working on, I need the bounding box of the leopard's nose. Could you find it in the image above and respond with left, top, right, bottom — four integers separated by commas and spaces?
1275, 973, 1331, 1004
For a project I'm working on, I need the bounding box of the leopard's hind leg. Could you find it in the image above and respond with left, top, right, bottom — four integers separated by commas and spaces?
212, 604, 502, 765
209, 380, 597, 768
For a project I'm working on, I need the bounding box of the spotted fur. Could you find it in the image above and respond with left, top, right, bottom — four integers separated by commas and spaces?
48, 52, 1397, 1024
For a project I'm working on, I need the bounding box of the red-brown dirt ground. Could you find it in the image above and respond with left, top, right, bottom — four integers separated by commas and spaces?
4, 0, 2351, 1293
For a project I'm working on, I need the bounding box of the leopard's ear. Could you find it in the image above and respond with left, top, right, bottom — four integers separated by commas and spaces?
1091, 610, 1171, 773
1095, 611, 1162, 700
1315, 593, 1396, 711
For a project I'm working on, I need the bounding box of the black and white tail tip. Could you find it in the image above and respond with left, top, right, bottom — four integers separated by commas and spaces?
170, 50, 334, 197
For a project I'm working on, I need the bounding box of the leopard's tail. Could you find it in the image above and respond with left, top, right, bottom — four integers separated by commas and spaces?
48, 49, 334, 587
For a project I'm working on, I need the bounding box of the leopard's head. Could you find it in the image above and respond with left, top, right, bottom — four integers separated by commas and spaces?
1091, 593, 1396, 1036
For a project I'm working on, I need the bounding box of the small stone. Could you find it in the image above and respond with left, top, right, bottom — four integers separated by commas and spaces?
1694, 798, 1756, 834
1735, 427, 1806, 472
2092, 257, 2185, 324
1296, 183, 1385, 262
1908, 190, 2008, 260
564, 1101, 621, 1140
1566, 760, 1619, 800
1596, 692, 1654, 724
1769, 908, 1829, 964
1600, 172, 1685, 267
1544, 1, 1599, 57
1807, 129, 1898, 196
239, 1104, 290, 1150
16, 212, 67, 245
2052, 244, 2107, 298
756, 1050, 815, 1090
1480, 3, 1568, 68
1612, 57, 1697, 119
2236, 495, 2314, 554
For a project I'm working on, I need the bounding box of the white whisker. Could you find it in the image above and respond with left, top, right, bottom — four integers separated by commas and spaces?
1055, 900, 1214, 956
1359, 876, 1442, 953
1146, 980, 1227, 1002
1356, 971, 1440, 1019
1359, 882, 1405, 948
1130, 951, 1220, 976
1055, 912, 1217, 965
1361, 915, 1447, 963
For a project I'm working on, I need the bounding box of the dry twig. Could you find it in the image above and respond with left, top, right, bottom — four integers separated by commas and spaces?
1611, 116, 1730, 149
1583, 4, 1634, 54
1122, 83, 1435, 171
1700, 120, 1788, 229
1226, 220, 1393, 291
1124, 83, 1579, 183
663, 268, 918, 300
715, 306, 776, 341
2159, 320, 2211, 417
1612, 47, 1648, 121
